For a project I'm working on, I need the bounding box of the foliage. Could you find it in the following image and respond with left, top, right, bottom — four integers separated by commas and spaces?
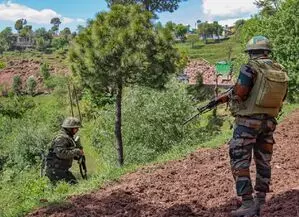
105, 0, 187, 13
50, 17, 62, 27
175, 37, 242, 64
35, 28, 53, 51
0, 96, 35, 119
70, 5, 180, 165
26, 76, 37, 96
174, 23, 189, 42
60, 27, 72, 40
238, 17, 265, 45
237, 0, 299, 101
254, 0, 281, 16
186, 74, 213, 101
12, 75, 22, 95
0, 60, 6, 69
40, 62, 51, 80
264, 0, 299, 102
50, 17, 61, 34
197, 21, 223, 43
19, 25, 33, 37
51, 37, 69, 50
15, 18, 27, 32
234, 19, 246, 31
70, 5, 179, 93
90, 79, 206, 165
186, 34, 199, 48
0, 27, 15, 53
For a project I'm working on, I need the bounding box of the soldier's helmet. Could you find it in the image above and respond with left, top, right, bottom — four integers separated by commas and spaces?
245, 35, 271, 52
61, 117, 81, 128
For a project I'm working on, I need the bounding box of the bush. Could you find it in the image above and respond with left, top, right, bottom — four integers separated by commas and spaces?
40, 63, 50, 80
26, 76, 37, 96
0, 60, 6, 69
90, 79, 217, 165
12, 75, 22, 95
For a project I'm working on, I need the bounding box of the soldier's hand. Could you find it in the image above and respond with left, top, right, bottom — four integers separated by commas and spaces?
75, 148, 84, 158
79, 149, 84, 156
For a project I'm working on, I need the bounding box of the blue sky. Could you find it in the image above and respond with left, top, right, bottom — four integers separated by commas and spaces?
0, 0, 258, 32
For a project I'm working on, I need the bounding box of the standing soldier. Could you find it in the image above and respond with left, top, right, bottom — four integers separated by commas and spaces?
45, 117, 84, 185
214, 36, 288, 216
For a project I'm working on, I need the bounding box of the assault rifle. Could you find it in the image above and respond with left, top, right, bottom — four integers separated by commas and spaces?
78, 155, 87, 180
75, 136, 87, 180
183, 87, 233, 125
183, 100, 218, 125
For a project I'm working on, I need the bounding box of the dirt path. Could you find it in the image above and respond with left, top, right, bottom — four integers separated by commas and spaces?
28, 110, 299, 217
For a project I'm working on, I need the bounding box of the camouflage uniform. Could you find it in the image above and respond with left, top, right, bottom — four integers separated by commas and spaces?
229, 113, 276, 196
45, 118, 82, 185
228, 59, 283, 197
217, 36, 288, 216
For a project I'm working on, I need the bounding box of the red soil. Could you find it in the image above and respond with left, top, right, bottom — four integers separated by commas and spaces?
185, 60, 234, 87
28, 109, 299, 217
0, 59, 68, 94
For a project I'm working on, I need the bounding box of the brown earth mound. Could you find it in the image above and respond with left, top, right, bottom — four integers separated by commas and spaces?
0, 59, 68, 94
28, 110, 299, 217
0, 60, 43, 91
184, 60, 234, 87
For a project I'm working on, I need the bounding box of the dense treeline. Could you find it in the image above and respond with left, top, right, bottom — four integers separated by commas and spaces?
236, 0, 299, 102
0, 17, 75, 54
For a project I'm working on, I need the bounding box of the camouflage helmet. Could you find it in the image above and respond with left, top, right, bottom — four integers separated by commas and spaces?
61, 117, 81, 128
245, 35, 271, 52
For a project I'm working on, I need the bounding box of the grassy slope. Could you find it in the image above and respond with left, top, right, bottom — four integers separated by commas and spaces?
175, 38, 243, 64
0, 39, 297, 217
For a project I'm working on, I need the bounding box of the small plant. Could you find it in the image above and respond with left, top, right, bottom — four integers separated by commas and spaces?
26, 76, 37, 96
12, 75, 22, 95
40, 63, 50, 80
0, 61, 6, 69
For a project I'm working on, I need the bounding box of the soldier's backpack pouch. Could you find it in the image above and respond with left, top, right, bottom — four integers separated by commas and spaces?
250, 60, 289, 108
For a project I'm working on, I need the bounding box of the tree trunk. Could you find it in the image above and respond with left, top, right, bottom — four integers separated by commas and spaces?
115, 81, 124, 166
143, 0, 150, 11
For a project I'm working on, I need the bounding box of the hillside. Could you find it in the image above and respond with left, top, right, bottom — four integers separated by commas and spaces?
0, 51, 69, 93
0, 39, 238, 93
28, 109, 299, 217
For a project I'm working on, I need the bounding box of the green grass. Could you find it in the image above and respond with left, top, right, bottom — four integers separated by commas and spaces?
176, 38, 243, 64
0, 50, 68, 72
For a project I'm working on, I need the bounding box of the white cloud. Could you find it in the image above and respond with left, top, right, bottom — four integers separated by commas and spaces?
202, 0, 257, 19
0, 1, 84, 25
218, 17, 251, 27
76, 18, 86, 23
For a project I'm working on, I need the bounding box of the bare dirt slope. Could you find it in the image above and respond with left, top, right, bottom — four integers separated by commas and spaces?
28, 110, 299, 217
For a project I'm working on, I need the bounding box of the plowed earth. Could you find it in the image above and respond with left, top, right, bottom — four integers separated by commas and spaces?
28, 110, 299, 217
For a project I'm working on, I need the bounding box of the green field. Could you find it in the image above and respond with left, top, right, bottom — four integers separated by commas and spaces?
175, 38, 243, 64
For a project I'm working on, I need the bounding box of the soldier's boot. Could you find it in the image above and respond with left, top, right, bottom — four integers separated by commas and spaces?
231, 199, 258, 217
254, 192, 266, 214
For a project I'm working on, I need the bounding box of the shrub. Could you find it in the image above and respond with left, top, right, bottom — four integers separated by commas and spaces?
12, 75, 22, 95
40, 63, 50, 80
26, 76, 37, 96
0, 60, 6, 69
90, 79, 213, 165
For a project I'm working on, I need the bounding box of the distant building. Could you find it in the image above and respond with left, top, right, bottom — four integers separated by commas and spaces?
14, 35, 35, 49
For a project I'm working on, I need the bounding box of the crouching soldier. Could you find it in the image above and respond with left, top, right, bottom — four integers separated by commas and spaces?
45, 117, 84, 185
